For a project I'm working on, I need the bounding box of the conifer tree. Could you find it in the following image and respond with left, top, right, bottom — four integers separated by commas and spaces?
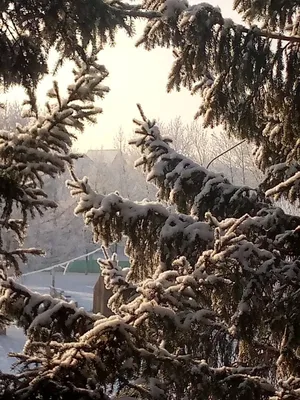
1, 106, 300, 399
0, 0, 299, 399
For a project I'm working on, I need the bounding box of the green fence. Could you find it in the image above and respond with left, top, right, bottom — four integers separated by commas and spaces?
67, 259, 129, 273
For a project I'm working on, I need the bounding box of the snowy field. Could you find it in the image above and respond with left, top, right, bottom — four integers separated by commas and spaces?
0, 272, 99, 372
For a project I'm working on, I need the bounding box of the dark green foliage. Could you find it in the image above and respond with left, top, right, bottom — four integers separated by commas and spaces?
0, 0, 135, 91
1, 0, 300, 399
0, 52, 109, 272
137, 0, 300, 201
234, 0, 299, 31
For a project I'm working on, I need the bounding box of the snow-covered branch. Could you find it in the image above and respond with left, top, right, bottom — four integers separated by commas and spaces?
67, 174, 214, 280
130, 110, 300, 260
4, 212, 300, 399
0, 279, 103, 342
261, 162, 300, 202
130, 110, 267, 220
0, 53, 109, 274
99, 254, 138, 315
136, 1, 300, 204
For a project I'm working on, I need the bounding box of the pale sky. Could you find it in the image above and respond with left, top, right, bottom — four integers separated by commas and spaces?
3, 0, 242, 151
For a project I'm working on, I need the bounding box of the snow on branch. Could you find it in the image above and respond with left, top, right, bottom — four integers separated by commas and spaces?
67, 173, 214, 281
137, 1, 300, 49
135, 2, 300, 204
5, 326, 276, 400
4, 213, 300, 398
8, 216, 300, 399
0, 278, 103, 342
218, 206, 300, 260
0, 50, 109, 274
130, 105, 266, 220
67, 170, 300, 314
99, 252, 138, 315
129, 107, 300, 260
261, 161, 300, 202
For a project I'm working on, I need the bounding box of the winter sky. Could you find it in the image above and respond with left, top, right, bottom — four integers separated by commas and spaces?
3, 0, 241, 150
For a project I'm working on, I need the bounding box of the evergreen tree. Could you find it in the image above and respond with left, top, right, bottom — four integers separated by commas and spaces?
0, 49, 109, 276
0, 0, 299, 399
1, 106, 300, 399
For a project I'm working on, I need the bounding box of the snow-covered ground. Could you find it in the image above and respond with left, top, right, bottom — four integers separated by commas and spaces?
0, 272, 100, 372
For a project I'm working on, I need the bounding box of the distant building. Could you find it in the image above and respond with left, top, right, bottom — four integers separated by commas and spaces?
86, 148, 121, 165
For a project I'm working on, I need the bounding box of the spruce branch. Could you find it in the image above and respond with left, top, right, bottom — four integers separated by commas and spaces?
5, 218, 300, 399
130, 105, 267, 220
67, 173, 213, 281
0, 51, 109, 274
252, 29, 300, 43
234, 0, 299, 34
0, 278, 103, 341
136, 1, 300, 202
130, 107, 300, 259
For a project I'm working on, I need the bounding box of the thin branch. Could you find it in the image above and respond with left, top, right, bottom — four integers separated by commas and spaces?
108, 3, 162, 18
206, 139, 246, 169
117, 1, 300, 43
248, 28, 300, 43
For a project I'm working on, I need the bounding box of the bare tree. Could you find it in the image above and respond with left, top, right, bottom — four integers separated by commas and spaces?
210, 131, 263, 187
113, 127, 128, 153
160, 117, 263, 187
159, 117, 210, 165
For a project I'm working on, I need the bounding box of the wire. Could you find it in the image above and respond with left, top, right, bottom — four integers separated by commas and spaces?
206, 139, 246, 169
22, 248, 102, 276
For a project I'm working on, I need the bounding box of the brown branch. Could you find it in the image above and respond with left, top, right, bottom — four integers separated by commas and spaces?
108, 3, 162, 19
242, 27, 300, 43
123, 1, 300, 43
